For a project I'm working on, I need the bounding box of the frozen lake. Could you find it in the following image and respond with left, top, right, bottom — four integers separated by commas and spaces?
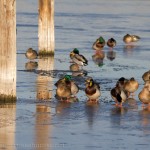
0, 0, 150, 149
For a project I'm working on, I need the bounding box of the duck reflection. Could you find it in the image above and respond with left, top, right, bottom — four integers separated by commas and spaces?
106, 50, 116, 61
25, 61, 38, 71
0, 104, 16, 150
85, 102, 99, 128
92, 50, 105, 67
36, 56, 54, 100
70, 64, 87, 77
110, 106, 128, 126
125, 98, 138, 110
139, 107, 150, 135
35, 105, 51, 150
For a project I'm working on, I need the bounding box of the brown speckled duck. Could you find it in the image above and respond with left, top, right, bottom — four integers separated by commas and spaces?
92, 36, 105, 50
123, 34, 140, 44
85, 77, 101, 103
124, 77, 139, 97
142, 70, 150, 82
107, 38, 116, 49
138, 86, 150, 107
25, 48, 38, 60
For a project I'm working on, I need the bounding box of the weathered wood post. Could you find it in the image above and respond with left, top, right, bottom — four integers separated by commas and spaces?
38, 0, 55, 56
0, 0, 16, 103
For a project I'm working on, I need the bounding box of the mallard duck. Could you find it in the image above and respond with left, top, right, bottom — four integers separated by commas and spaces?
138, 86, 150, 107
110, 85, 127, 107
55, 75, 79, 101
92, 36, 105, 50
25, 48, 38, 60
107, 38, 116, 49
124, 77, 139, 97
85, 77, 101, 103
142, 70, 150, 82
123, 34, 140, 44
70, 48, 88, 66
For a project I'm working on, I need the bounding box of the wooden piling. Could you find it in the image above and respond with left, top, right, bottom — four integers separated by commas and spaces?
38, 0, 55, 56
0, 0, 16, 103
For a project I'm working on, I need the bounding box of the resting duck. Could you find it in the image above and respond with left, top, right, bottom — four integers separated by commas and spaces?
70, 48, 88, 66
138, 86, 150, 107
85, 77, 101, 103
107, 38, 116, 49
123, 34, 140, 44
55, 75, 79, 102
124, 77, 139, 97
92, 36, 105, 50
25, 48, 38, 60
110, 85, 127, 107
142, 70, 150, 82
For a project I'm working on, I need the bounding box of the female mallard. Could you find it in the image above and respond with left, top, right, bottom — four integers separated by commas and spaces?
70, 48, 88, 66
107, 38, 116, 49
124, 77, 139, 97
92, 36, 105, 50
138, 86, 150, 107
142, 70, 150, 82
85, 77, 101, 103
25, 48, 38, 60
123, 34, 140, 44
110, 85, 127, 107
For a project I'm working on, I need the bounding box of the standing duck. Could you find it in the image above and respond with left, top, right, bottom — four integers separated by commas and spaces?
142, 70, 150, 82
138, 86, 150, 108
124, 77, 139, 97
25, 48, 38, 60
70, 48, 88, 66
55, 75, 79, 102
123, 34, 140, 44
92, 36, 105, 50
85, 77, 101, 103
107, 38, 116, 49
110, 85, 127, 107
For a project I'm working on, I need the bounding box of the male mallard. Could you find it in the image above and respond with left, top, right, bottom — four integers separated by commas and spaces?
25, 48, 38, 60
142, 70, 150, 82
92, 36, 105, 50
85, 77, 101, 103
110, 85, 127, 107
138, 86, 150, 107
70, 48, 88, 66
123, 34, 140, 44
55, 75, 79, 101
107, 38, 116, 49
124, 77, 139, 97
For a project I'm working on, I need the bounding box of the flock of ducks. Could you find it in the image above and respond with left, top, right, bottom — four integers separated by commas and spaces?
25, 34, 150, 108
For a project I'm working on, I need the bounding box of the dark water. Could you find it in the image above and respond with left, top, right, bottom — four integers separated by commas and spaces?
0, 0, 150, 150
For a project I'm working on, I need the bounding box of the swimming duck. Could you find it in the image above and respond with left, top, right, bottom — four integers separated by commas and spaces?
123, 34, 140, 44
110, 85, 127, 107
25, 48, 38, 60
92, 36, 105, 50
124, 77, 139, 97
138, 86, 150, 107
142, 70, 150, 82
85, 77, 101, 103
70, 48, 88, 66
107, 38, 116, 49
